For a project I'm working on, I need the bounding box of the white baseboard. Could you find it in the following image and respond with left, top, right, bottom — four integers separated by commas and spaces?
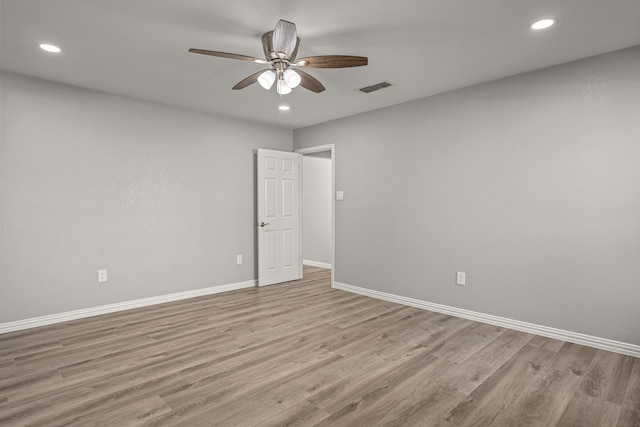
303, 260, 332, 269
333, 281, 640, 358
0, 280, 256, 335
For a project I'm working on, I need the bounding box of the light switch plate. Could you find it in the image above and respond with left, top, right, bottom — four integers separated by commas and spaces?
336, 190, 344, 201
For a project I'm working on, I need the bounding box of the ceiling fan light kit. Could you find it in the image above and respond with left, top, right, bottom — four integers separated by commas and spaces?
283, 69, 301, 88
189, 19, 368, 96
258, 70, 276, 90
276, 79, 292, 95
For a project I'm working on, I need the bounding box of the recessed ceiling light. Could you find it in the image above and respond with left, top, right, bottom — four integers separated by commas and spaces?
39, 43, 62, 53
278, 105, 290, 111
530, 18, 556, 30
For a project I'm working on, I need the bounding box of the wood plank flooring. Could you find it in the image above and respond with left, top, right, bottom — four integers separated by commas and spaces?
1, 266, 639, 426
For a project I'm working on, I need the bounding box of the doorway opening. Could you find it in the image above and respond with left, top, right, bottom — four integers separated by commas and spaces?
295, 144, 335, 287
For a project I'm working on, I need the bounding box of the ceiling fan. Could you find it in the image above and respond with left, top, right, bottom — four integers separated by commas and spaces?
189, 19, 368, 95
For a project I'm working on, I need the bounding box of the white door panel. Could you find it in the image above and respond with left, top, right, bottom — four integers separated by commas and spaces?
257, 149, 302, 286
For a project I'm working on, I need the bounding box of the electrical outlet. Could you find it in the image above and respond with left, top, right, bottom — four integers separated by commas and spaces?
236, 254, 243, 265
98, 269, 108, 283
456, 272, 466, 286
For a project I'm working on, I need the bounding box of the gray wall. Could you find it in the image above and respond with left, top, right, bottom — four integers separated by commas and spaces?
302, 155, 332, 265
294, 46, 640, 345
0, 71, 292, 322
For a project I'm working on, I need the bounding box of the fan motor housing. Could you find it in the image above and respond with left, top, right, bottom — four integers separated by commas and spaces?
262, 31, 300, 62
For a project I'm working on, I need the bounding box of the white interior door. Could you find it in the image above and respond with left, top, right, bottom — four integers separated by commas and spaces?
257, 149, 302, 286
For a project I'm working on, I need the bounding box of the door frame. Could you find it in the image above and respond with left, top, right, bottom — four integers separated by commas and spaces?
295, 144, 335, 288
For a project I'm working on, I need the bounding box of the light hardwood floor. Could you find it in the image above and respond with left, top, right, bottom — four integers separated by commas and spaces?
1, 266, 639, 426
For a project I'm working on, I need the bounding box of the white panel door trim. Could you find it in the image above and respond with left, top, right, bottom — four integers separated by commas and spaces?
257, 149, 302, 286
295, 144, 335, 288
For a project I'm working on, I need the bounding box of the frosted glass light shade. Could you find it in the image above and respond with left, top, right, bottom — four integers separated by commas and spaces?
277, 79, 292, 95
258, 70, 276, 89
283, 69, 301, 88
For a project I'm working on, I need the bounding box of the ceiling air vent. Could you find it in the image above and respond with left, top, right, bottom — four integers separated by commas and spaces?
359, 81, 391, 93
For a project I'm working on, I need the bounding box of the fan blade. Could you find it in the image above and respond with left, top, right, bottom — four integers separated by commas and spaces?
232, 69, 270, 90
296, 70, 326, 93
189, 49, 268, 64
294, 55, 368, 68
272, 20, 297, 57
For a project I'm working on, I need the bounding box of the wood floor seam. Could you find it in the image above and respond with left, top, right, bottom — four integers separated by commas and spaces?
0, 266, 638, 427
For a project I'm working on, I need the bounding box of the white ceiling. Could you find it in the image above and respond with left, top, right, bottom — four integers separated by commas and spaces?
2, 0, 640, 129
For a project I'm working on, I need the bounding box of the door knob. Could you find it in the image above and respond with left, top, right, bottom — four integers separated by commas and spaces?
259, 222, 270, 227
